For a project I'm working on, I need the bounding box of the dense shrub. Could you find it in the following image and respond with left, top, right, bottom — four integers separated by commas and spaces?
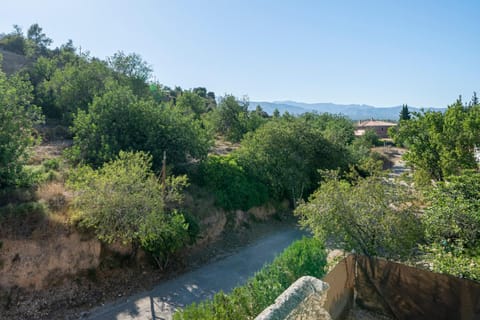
0, 66, 43, 188
296, 173, 423, 259
174, 237, 327, 320
198, 155, 268, 210
421, 171, 480, 281
70, 82, 211, 170
235, 116, 349, 204
69, 151, 191, 268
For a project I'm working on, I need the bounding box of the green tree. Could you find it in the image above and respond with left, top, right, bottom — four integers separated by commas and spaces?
236, 117, 346, 204
422, 170, 480, 250
107, 51, 152, 81
470, 91, 479, 107
395, 101, 480, 182
272, 108, 280, 118
421, 170, 480, 280
207, 95, 249, 142
70, 81, 211, 169
0, 61, 43, 187
295, 173, 423, 259
176, 90, 207, 119
199, 154, 269, 210
399, 104, 411, 121
0, 25, 31, 55
26, 23, 52, 57
107, 51, 152, 96
69, 151, 190, 267
300, 113, 354, 146
39, 57, 112, 123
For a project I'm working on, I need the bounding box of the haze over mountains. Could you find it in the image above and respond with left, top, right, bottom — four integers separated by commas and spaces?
250, 101, 445, 121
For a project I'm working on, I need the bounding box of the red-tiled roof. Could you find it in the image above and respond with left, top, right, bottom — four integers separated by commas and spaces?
357, 120, 397, 127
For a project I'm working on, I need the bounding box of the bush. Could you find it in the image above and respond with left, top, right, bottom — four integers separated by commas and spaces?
0, 66, 43, 188
174, 237, 327, 320
70, 81, 211, 170
296, 173, 423, 259
69, 151, 190, 268
198, 155, 268, 210
423, 243, 480, 281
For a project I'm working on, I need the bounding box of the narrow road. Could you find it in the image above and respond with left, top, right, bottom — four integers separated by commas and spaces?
85, 228, 305, 320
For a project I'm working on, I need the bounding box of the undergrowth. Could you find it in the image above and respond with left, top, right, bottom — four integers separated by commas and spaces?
174, 237, 327, 320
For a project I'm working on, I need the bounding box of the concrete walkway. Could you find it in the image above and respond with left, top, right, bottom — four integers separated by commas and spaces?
85, 228, 305, 320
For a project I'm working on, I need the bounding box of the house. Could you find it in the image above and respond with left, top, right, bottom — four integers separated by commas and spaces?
354, 120, 397, 139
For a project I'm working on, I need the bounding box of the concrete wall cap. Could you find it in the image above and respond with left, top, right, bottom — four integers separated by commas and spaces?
255, 276, 329, 320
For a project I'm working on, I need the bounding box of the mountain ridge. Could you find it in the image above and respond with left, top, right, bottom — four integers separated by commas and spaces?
249, 100, 445, 121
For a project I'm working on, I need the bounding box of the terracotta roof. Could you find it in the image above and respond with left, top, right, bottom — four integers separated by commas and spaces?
357, 120, 397, 127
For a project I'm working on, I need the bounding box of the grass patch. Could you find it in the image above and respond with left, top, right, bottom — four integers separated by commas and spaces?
174, 237, 327, 320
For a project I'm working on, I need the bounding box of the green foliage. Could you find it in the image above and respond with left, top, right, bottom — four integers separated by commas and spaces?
295, 173, 423, 259
176, 90, 208, 119
235, 116, 347, 203
0, 201, 46, 217
140, 210, 189, 269
206, 95, 250, 142
38, 57, 112, 123
68, 151, 190, 267
399, 104, 411, 121
0, 25, 32, 56
359, 128, 381, 147
26, 23, 52, 57
70, 81, 211, 170
419, 170, 480, 281
300, 113, 355, 146
107, 51, 152, 97
107, 51, 152, 81
0, 64, 43, 188
0, 23, 52, 58
422, 171, 480, 250
423, 243, 480, 281
394, 101, 480, 182
199, 155, 268, 210
175, 237, 327, 320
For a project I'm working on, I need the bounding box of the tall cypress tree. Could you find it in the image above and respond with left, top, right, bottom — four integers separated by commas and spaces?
399, 104, 411, 121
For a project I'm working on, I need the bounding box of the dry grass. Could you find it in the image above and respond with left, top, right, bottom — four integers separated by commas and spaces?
35, 181, 71, 214
210, 138, 240, 156
28, 139, 72, 165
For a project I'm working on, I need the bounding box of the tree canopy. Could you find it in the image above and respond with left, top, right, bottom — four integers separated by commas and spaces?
70, 81, 211, 170
69, 151, 190, 268
0, 60, 43, 187
235, 115, 349, 203
393, 99, 480, 182
295, 173, 423, 259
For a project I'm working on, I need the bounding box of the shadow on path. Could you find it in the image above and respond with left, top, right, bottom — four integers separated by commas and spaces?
86, 228, 305, 320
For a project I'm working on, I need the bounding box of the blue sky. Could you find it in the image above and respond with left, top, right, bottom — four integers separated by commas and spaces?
1, 0, 479, 107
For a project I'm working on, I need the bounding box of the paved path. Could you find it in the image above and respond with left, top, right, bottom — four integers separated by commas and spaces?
86, 228, 305, 320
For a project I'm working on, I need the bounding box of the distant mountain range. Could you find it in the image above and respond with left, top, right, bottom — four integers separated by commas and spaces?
249, 100, 445, 121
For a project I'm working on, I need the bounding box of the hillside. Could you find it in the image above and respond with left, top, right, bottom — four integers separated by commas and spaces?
0, 48, 30, 75
250, 100, 445, 120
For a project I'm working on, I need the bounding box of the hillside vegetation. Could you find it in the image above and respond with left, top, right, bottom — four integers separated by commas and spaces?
1, 23, 480, 319
0, 23, 383, 269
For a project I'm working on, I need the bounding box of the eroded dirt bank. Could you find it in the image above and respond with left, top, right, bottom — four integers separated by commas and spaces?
0, 207, 296, 320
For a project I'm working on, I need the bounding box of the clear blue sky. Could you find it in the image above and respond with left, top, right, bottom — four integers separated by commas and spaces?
1, 0, 479, 108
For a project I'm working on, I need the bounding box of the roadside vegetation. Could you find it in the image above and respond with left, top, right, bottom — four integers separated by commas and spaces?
1, 23, 480, 319
174, 237, 327, 320
0, 23, 382, 270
